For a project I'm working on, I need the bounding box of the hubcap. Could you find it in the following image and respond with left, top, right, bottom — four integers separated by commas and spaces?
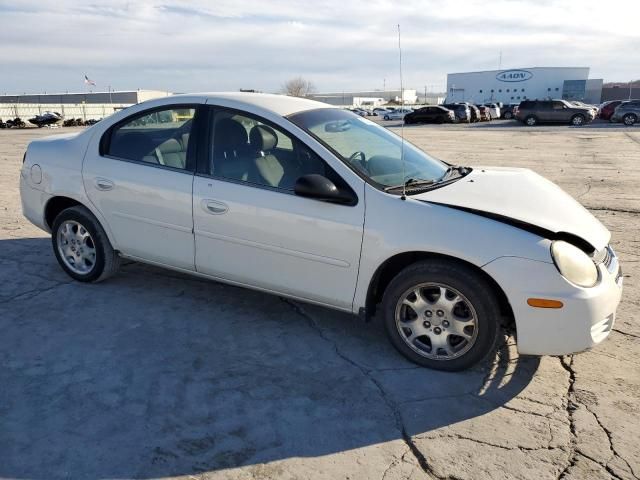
395, 283, 478, 361
526, 118, 535, 125
56, 220, 97, 274
624, 116, 635, 125
573, 116, 583, 125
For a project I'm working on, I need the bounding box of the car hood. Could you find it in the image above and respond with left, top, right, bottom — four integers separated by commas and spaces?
413, 167, 610, 251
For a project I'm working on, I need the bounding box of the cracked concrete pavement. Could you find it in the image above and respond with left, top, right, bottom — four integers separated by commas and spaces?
0, 125, 638, 479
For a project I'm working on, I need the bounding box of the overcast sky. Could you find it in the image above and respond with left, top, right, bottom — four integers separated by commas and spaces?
0, 0, 637, 95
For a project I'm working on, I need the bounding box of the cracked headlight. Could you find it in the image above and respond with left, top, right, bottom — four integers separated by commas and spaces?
551, 240, 598, 288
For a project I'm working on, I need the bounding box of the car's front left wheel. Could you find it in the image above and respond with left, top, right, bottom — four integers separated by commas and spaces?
381, 260, 502, 371
51, 205, 121, 282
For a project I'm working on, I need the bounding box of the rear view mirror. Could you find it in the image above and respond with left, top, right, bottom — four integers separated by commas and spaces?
324, 121, 351, 133
294, 174, 356, 205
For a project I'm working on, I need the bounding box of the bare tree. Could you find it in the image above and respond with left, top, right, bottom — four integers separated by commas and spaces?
282, 77, 316, 97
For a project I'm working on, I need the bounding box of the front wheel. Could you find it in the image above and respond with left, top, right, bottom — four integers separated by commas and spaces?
52, 205, 121, 282
381, 260, 501, 371
623, 113, 637, 126
525, 115, 538, 126
571, 114, 585, 126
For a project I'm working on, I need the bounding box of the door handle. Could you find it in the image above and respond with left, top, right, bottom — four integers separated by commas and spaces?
202, 199, 228, 215
95, 178, 114, 191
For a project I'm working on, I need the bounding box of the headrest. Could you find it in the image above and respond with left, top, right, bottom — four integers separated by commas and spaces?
215, 118, 248, 148
249, 125, 278, 152
159, 138, 182, 153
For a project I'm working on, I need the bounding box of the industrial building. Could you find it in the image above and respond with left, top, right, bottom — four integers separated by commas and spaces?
308, 89, 419, 107
446, 67, 603, 105
0, 90, 171, 122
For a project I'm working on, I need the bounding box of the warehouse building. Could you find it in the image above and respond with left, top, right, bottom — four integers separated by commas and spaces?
0, 90, 171, 122
446, 67, 603, 105
308, 89, 418, 107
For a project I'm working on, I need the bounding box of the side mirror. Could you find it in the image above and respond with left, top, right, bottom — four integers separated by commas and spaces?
294, 174, 356, 205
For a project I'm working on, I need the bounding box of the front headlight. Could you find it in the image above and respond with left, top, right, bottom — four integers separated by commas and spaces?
551, 240, 598, 287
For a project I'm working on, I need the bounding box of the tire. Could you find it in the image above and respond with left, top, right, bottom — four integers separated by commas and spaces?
525, 115, 538, 126
51, 205, 121, 282
623, 113, 637, 126
384, 115, 390, 121
570, 114, 585, 126
503, 111, 513, 120
381, 260, 501, 371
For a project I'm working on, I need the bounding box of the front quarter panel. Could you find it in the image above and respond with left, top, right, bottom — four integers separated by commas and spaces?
354, 184, 552, 311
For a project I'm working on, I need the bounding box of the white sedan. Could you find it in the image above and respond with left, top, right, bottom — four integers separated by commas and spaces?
20, 93, 623, 370
382, 108, 412, 120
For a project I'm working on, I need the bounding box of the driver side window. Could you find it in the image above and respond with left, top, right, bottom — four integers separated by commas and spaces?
209, 109, 328, 191
106, 107, 196, 170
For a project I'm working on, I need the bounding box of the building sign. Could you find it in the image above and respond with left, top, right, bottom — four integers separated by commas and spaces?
496, 69, 533, 82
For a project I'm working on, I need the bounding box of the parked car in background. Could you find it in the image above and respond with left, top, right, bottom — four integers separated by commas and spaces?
610, 100, 640, 126
516, 99, 596, 126
468, 105, 480, 123
350, 108, 367, 117
20, 92, 622, 371
501, 104, 519, 120
599, 100, 624, 121
570, 101, 598, 116
382, 108, 412, 121
476, 105, 492, 121
373, 107, 390, 116
442, 103, 471, 123
483, 103, 501, 119
404, 106, 455, 124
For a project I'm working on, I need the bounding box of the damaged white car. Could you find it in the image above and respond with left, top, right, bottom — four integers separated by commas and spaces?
20, 93, 623, 370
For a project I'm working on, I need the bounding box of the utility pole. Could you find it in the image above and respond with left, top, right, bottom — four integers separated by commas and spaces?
630, 80, 633, 100
424, 85, 427, 104
498, 50, 502, 70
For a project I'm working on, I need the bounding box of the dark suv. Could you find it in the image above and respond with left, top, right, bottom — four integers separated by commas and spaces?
404, 106, 455, 124
515, 99, 596, 126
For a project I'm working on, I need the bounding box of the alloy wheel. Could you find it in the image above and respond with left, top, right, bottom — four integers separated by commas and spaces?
394, 283, 479, 360
56, 220, 97, 274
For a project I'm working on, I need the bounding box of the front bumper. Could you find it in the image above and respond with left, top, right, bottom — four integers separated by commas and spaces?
483, 252, 623, 356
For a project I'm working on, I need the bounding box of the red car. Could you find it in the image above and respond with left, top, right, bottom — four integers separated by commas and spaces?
599, 100, 623, 121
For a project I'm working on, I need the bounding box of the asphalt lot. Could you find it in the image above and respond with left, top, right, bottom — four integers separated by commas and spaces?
0, 123, 638, 480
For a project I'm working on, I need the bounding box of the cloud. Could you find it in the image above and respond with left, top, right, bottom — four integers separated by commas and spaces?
0, 0, 637, 94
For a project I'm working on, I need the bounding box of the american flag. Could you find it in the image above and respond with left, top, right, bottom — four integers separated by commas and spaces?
84, 75, 96, 86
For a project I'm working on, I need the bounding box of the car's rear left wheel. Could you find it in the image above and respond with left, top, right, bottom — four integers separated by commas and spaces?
381, 260, 501, 371
52, 205, 121, 282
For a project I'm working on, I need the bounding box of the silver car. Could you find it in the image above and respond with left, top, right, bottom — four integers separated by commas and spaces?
611, 100, 640, 126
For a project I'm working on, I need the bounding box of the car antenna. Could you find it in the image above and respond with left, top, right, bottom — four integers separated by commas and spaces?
397, 24, 407, 201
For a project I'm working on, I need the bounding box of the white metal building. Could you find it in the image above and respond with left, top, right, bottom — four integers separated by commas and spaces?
446, 67, 603, 105
0, 90, 171, 122
309, 89, 418, 107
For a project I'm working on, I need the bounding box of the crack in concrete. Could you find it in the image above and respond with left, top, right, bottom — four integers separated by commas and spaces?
426, 432, 565, 453
279, 298, 445, 480
586, 206, 640, 215
557, 356, 577, 480
612, 328, 640, 340
557, 355, 638, 480
0, 280, 74, 305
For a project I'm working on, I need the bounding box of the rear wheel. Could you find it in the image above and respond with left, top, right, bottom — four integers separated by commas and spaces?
381, 260, 501, 371
623, 113, 637, 126
525, 115, 538, 126
503, 111, 513, 120
51, 206, 120, 282
571, 114, 585, 126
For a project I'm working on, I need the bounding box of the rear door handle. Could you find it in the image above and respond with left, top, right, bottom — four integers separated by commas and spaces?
202, 199, 228, 215
95, 178, 114, 191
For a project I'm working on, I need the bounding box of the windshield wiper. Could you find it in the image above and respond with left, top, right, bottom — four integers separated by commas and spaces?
440, 165, 469, 180
384, 178, 435, 192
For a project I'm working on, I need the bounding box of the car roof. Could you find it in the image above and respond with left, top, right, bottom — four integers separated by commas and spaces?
170, 92, 332, 117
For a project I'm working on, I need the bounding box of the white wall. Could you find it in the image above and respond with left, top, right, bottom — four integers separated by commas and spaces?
446, 67, 590, 104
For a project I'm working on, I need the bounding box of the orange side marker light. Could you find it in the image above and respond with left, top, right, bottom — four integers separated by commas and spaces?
527, 298, 564, 309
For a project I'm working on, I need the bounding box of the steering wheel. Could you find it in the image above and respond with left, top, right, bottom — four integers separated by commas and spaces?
347, 151, 367, 173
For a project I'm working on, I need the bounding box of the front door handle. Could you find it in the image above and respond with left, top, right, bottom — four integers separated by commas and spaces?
95, 178, 114, 191
202, 199, 228, 215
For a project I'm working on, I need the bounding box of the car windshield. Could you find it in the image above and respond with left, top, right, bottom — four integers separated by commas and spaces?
288, 108, 447, 188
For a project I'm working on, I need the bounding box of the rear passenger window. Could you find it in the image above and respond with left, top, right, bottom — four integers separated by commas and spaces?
106, 107, 196, 170
210, 109, 328, 191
